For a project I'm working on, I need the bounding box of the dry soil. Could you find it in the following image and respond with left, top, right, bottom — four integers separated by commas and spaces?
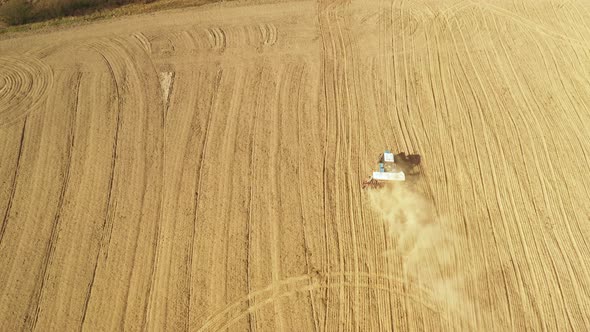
1, 0, 590, 330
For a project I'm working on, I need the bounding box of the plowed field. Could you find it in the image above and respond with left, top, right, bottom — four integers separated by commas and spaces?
1, 0, 590, 330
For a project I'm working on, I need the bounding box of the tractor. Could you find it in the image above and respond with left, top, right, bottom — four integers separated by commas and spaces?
362, 150, 421, 189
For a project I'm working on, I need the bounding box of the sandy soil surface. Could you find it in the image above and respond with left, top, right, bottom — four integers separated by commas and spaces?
1, 0, 590, 330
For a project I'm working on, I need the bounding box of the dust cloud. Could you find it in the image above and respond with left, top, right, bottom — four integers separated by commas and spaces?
368, 184, 479, 328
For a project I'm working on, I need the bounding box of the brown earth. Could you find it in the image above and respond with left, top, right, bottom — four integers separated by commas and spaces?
1, 0, 590, 330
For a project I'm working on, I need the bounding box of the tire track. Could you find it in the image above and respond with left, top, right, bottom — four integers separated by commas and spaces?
205, 27, 227, 52
147, 68, 196, 331
324, 2, 347, 328
450, 10, 532, 326
449, 57, 516, 330
189, 65, 256, 331
258, 23, 278, 46
487, 20, 581, 325
150, 68, 224, 331
0, 56, 53, 127
444, 13, 525, 330
294, 63, 321, 332
246, 64, 272, 331
487, 14, 589, 327
152, 23, 280, 57
473, 13, 548, 326
0, 118, 27, 246
524, 34, 590, 327
474, 12, 548, 327
396, 1, 412, 152
188, 68, 223, 331
0, 68, 86, 329
329, 3, 363, 329
316, 1, 336, 328
214, 281, 440, 332
474, 0, 590, 49
132, 32, 152, 54
383, 4, 408, 327
529, 19, 590, 309
79, 45, 123, 331
275, 61, 319, 330
198, 271, 448, 331
246, 67, 257, 330
429, 14, 489, 327
398, 2, 415, 328
28, 72, 82, 331
80, 35, 164, 330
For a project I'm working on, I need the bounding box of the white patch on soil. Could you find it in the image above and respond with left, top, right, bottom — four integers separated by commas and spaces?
159, 72, 174, 106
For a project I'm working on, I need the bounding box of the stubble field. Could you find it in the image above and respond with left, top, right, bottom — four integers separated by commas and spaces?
1, 0, 590, 330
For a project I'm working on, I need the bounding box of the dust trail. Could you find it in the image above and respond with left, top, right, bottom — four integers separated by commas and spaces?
368, 184, 478, 328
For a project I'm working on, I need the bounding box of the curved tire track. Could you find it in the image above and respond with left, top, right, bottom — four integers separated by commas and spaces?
197, 271, 464, 331
0, 56, 53, 127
